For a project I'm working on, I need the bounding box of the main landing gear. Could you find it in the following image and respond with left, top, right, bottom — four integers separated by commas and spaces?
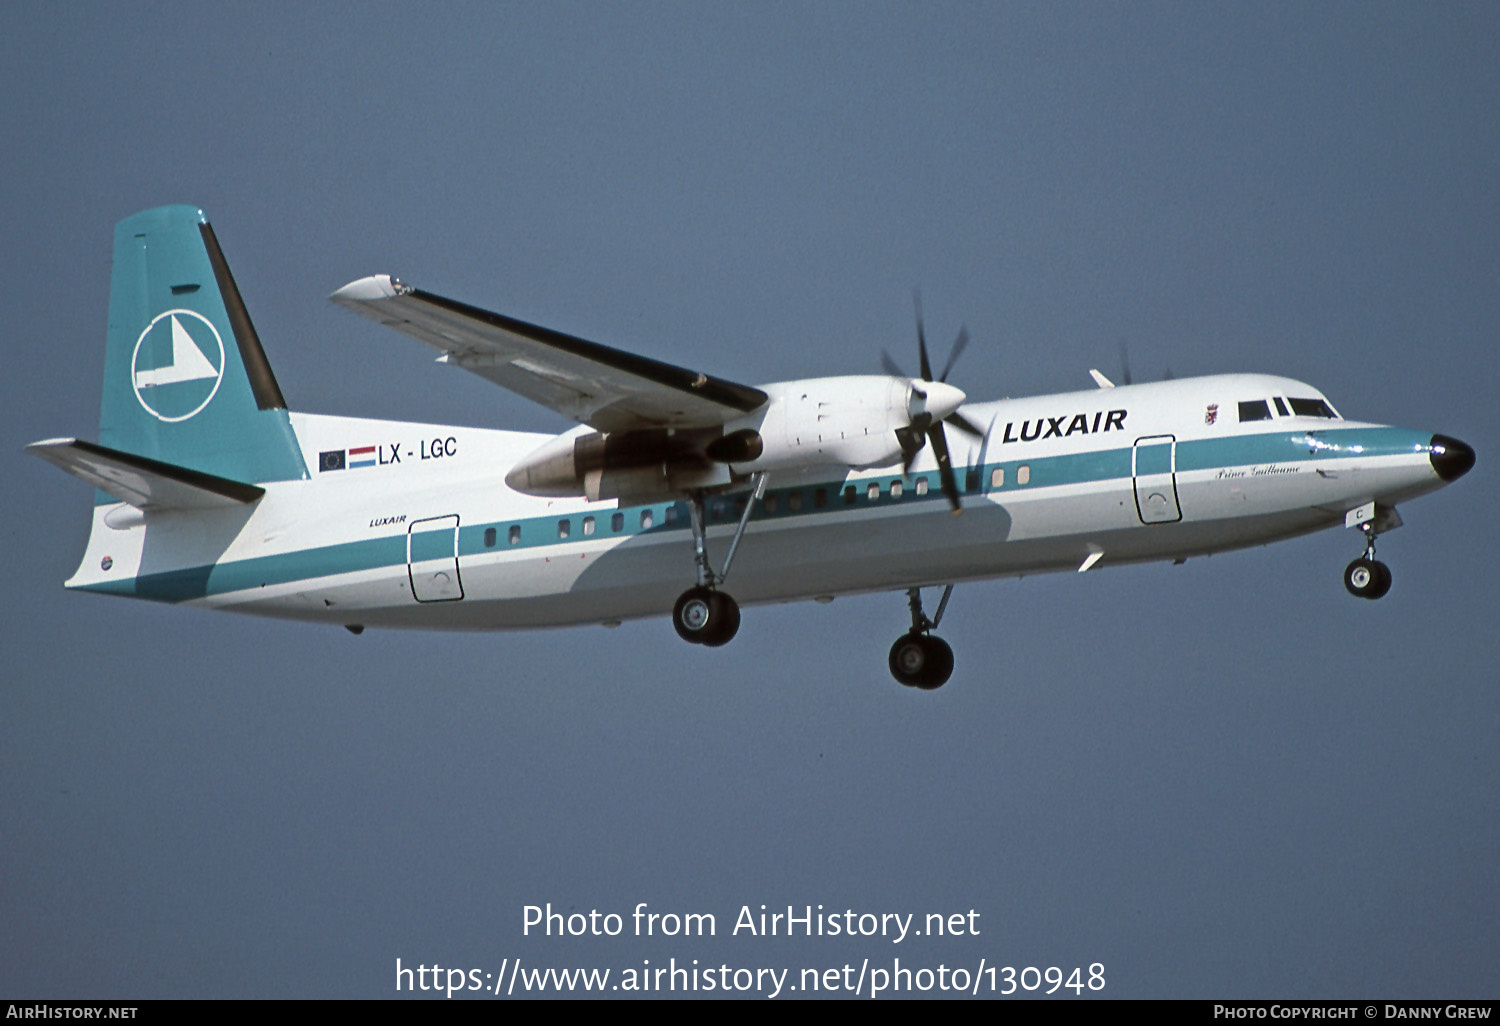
1344, 523, 1392, 600
671, 475, 766, 647
889, 585, 955, 690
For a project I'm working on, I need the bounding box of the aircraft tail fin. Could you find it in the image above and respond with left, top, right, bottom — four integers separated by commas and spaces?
93, 206, 307, 489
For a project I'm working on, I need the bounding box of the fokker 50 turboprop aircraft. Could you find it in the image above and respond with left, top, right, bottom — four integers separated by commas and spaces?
31, 206, 1475, 689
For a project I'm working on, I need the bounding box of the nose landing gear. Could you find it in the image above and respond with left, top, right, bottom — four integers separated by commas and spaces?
1344, 523, 1392, 600
889, 585, 955, 689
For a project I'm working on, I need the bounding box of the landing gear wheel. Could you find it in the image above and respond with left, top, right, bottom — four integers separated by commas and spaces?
672, 587, 741, 646
700, 591, 740, 647
888, 632, 954, 690
1344, 558, 1392, 600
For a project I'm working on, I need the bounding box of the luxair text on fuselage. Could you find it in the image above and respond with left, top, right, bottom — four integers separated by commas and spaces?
999, 408, 1128, 445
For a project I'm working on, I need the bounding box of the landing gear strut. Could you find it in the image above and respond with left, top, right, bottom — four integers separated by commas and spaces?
1344, 523, 1392, 600
889, 585, 955, 690
671, 475, 766, 647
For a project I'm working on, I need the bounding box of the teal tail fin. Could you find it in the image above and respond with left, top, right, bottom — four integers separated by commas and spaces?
97, 205, 307, 485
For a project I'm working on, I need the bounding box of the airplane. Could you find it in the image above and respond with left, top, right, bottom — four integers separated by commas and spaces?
29, 206, 1475, 690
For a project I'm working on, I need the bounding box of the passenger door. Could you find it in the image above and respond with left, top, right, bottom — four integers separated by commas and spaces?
407, 514, 464, 602
1132, 436, 1182, 525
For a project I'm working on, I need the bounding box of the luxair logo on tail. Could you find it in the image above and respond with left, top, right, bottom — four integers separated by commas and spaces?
131, 309, 226, 421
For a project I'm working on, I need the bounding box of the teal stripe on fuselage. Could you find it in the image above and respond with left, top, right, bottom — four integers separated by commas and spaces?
78, 425, 1431, 603
97, 536, 406, 603
1176, 426, 1429, 474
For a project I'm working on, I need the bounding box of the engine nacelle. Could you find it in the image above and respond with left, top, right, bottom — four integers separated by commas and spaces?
505, 425, 732, 504
722, 376, 920, 474
505, 376, 952, 502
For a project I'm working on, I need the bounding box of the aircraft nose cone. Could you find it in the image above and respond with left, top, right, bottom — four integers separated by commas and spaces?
1430, 434, 1475, 482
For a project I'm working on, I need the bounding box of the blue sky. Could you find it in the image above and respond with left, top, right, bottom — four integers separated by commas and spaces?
3, 3, 1496, 998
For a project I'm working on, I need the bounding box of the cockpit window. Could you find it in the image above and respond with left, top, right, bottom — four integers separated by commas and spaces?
1288, 397, 1337, 419
1273, 397, 1290, 417
1238, 399, 1272, 422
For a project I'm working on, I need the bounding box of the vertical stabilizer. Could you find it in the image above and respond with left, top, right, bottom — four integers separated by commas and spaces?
97, 206, 307, 488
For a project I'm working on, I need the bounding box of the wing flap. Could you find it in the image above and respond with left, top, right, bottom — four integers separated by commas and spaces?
330, 276, 767, 432
28, 438, 265, 509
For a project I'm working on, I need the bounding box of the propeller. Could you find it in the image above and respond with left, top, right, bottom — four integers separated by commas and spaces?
1123, 339, 1174, 381
882, 292, 985, 514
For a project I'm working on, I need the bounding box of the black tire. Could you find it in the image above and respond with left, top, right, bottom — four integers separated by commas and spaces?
888, 633, 954, 689
672, 587, 741, 645
889, 632, 928, 686
673, 586, 714, 643
916, 635, 954, 690
1344, 558, 1392, 600
699, 591, 741, 647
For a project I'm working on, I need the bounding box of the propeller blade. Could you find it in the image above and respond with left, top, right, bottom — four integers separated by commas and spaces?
914, 291, 934, 381
894, 424, 925, 475
947, 410, 984, 438
928, 422, 962, 514
880, 350, 907, 379
1118, 340, 1133, 386
938, 326, 969, 383
973, 414, 997, 474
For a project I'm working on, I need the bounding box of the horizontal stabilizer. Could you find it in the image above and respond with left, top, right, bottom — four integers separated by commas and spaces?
28, 438, 265, 509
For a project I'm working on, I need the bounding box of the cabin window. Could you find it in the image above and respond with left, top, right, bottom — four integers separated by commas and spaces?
1017, 465, 1031, 485
915, 477, 929, 495
665, 505, 679, 525
814, 488, 827, 509
867, 482, 880, 501
508, 525, 521, 545
763, 493, 778, 514
640, 510, 653, 530
611, 512, 624, 532
843, 485, 857, 505
734, 495, 749, 518
709, 498, 725, 520
582, 516, 595, 536
990, 467, 1004, 488
788, 491, 803, 512
890, 480, 903, 498
1273, 397, 1290, 417
557, 519, 570, 539
1238, 399, 1272, 422
484, 527, 496, 548
1289, 397, 1337, 419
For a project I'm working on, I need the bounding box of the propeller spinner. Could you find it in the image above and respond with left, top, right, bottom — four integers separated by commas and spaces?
882, 295, 985, 514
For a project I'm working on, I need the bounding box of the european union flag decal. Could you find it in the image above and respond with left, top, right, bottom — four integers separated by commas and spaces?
319, 450, 346, 472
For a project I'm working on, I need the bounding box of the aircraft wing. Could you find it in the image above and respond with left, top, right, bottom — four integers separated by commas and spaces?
330, 276, 768, 432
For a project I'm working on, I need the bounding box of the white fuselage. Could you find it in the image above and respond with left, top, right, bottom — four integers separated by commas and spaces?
64, 373, 1451, 631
